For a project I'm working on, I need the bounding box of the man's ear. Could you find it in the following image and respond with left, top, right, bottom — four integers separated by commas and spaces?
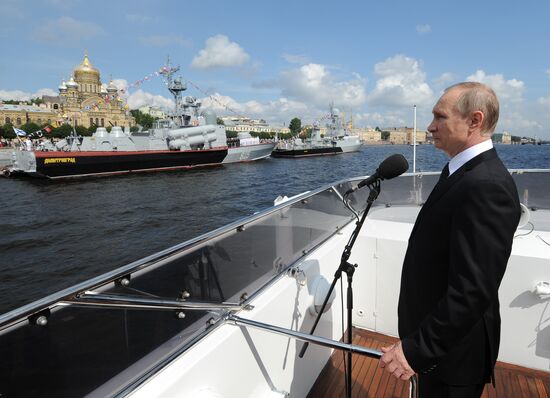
469, 110, 484, 132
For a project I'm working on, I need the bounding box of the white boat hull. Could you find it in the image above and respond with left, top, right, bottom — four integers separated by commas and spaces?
223, 142, 276, 163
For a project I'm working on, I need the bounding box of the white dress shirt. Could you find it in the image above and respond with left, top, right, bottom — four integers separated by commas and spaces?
448, 139, 493, 176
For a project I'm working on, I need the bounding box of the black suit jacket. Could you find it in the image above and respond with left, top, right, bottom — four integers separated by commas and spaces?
398, 148, 520, 385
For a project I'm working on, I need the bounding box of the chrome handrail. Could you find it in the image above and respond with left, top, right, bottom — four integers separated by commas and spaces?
227, 314, 418, 398
63, 292, 249, 312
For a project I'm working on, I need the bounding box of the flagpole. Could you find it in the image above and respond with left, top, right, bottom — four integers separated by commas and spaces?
13, 127, 24, 149
413, 105, 417, 174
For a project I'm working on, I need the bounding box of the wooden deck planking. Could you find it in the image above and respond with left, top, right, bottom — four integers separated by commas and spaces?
307, 328, 550, 398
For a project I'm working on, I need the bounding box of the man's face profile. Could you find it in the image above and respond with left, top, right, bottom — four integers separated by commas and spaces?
428, 89, 471, 157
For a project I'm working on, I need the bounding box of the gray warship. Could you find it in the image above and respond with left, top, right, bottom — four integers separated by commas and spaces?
7, 59, 275, 179
271, 104, 361, 158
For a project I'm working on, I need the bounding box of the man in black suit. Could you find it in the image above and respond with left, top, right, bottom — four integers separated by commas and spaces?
379, 82, 520, 397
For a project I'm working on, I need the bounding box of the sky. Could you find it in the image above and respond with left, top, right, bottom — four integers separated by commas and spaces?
2, 0, 550, 138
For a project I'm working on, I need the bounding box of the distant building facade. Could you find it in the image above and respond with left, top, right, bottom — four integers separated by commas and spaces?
491, 132, 513, 144
381, 126, 427, 144
0, 53, 134, 129
353, 128, 381, 143
0, 103, 56, 127
139, 105, 167, 119
221, 115, 289, 134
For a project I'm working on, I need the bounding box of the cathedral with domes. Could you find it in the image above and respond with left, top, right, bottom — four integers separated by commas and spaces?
0, 53, 134, 130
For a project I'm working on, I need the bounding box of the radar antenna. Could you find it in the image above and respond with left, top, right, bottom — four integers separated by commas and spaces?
159, 56, 187, 116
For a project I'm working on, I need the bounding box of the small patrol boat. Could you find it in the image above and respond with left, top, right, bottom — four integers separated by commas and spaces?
271, 105, 361, 158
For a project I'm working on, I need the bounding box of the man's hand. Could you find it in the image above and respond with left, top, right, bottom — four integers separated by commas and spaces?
379, 341, 415, 381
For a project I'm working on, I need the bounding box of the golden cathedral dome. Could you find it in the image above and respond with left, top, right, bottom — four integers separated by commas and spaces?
74, 52, 100, 82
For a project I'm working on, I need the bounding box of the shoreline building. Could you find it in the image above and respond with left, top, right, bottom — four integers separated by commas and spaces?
353, 128, 381, 143
221, 115, 290, 135
381, 126, 427, 145
139, 106, 167, 119
0, 53, 134, 130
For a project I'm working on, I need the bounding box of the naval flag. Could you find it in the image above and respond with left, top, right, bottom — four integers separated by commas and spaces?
13, 127, 27, 137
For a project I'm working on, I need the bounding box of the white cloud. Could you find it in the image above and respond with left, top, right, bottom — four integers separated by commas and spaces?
537, 96, 550, 107
191, 35, 250, 69
0, 88, 57, 101
367, 54, 434, 108
111, 79, 174, 110
31, 16, 104, 46
139, 35, 191, 48
433, 72, 457, 87
198, 93, 244, 114
280, 63, 367, 109
34, 88, 58, 97
499, 111, 542, 133
111, 79, 129, 93
466, 70, 525, 103
201, 93, 314, 125
126, 89, 174, 110
416, 24, 431, 34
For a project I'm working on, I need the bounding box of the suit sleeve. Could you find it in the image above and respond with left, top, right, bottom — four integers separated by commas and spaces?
401, 179, 519, 372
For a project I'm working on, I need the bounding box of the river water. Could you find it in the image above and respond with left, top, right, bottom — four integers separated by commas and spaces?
0, 144, 548, 315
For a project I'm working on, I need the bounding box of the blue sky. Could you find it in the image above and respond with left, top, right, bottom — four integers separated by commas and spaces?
2, 0, 550, 138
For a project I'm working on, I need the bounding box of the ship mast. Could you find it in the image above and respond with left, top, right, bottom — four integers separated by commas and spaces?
160, 56, 187, 119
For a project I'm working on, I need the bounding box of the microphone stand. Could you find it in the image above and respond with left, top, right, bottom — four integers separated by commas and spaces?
298, 181, 381, 398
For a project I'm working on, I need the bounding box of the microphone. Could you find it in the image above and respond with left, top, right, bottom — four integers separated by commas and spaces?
345, 154, 409, 195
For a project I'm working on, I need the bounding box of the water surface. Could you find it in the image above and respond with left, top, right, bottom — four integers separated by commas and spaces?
0, 144, 548, 314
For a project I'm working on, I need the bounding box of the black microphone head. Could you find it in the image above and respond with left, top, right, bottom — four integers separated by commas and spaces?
378, 154, 409, 180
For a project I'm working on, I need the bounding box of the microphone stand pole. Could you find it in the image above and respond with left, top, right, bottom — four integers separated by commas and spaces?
298, 182, 381, 398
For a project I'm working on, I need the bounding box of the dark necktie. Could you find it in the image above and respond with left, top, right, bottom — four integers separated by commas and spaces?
440, 163, 450, 181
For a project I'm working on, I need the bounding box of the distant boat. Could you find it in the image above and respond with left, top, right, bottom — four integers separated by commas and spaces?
271, 105, 361, 158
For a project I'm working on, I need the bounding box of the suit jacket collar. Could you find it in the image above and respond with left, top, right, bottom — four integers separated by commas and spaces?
413, 149, 498, 229
448, 139, 493, 176
429, 148, 497, 203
